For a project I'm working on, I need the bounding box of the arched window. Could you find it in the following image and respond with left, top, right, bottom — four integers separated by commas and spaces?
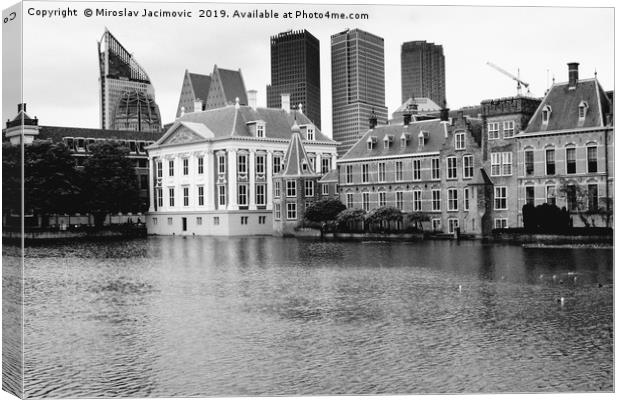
542, 105, 552, 124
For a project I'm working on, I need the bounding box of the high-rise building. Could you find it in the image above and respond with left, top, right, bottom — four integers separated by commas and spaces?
98, 29, 162, 133
331, 28, 388, 156
266, 30, 321, 129
401, 41, 446, 106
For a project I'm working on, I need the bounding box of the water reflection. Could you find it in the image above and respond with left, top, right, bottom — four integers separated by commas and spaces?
16, 237, 613, 397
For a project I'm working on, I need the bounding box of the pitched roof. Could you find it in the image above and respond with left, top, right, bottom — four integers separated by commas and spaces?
393, 97, 441, 114
319, 169, 338, 182
524, 79, 611, 133
217, 68, 248, 105
188, 73, 211, 101
279, 124, 320, 177
339, 119, 447, 161
37, 126, 164, 142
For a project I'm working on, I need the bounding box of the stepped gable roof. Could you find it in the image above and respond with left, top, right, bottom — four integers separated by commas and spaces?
340, 119, 447, 161
177, 105, 335, 142
319, 169, 338, 182
279, 123, 320, 177
524, 79, 612, 133
217, 68, 248, 105
188, 72, 211, 101
37, 126, 163, 142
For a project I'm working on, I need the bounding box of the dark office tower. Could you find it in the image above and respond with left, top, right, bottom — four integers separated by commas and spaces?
331, 29, 388, 156
401, 41, 446, 106
267, 30, 321, 128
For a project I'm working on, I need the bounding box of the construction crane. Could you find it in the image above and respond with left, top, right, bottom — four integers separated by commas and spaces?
486, 62, 531, 96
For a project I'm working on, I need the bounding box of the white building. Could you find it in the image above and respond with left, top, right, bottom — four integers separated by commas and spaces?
146, 95, 338, 236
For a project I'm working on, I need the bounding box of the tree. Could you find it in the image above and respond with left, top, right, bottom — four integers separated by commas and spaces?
404, 212, 430, 231
82, 142, 140, 227
557, 180, 592, 227
304, 198, 346, 236
2, 143, 22, 221
365, 206, 403, 232
522, 203, 536, 231
336, 208, 366, 233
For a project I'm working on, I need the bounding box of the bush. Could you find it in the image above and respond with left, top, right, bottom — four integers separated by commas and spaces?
521, 203, 570, 233
336, 208, 366, 233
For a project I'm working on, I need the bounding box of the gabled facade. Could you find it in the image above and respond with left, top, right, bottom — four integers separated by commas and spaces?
176, 70, 212, 118
204, 65, 248, 110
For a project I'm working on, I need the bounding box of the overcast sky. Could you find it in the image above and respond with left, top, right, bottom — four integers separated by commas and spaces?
5, 1, 614, 138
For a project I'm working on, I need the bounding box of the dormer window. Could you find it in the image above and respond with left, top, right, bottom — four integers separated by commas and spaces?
383, 135, 393, 149
542, 105, 552, 125
256, 123, 265, 138
400, 132, 410, 148
367, 136, 377, 151
418, 131, 429, 149
306, 126, 315, 141
578, 101, 589, 120
302, 160, 308, 172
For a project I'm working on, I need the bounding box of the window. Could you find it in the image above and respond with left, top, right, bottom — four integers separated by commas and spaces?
494, 186, 507, 210
183, 158, 189, 175
286, 203, 297, 220
321, 158, 331, 174
546, 185, 556, 205
587, 146, 597, 173
198, 186, 204, 206
566, 148, 576, 174
455, 132, 465, 150
503, 121, 515, 137
346, 193, 354, 208
273, 155, 282, 174
156, 161, 163, 178
432, 219, 441, 231
448, 218, 459, 234
218, 154, 226, 174
305, 181, 314, 197
525, 150, 534, 175
238, 154, 247, 174
378, 192, 387, 207
378, 162, 386, 182
256, 184, 265, 206
446, 157, 457, 179
197, 157, 204, 174
491, 153, 501, 176
196, 217, 203, 225
362, 192, 370, 211
257, 124, 265, 138
152, 217, 158, 225
274, 203, 281, 220
502, 152, 512, 175
241, 216, 249, 225
322, 184, 329, 196
258, 216, 266, 224
238, 184, 248, 206
139, 174, 148, 189
256, 155, 265, 174
168, 160, 175, 176
488, 122, 500, 139
413, 159, 422, 181
167, 217, 173, 225
183, 187, 189, 206
383, 136, 392, 149
414, 190, 422, 211
431, 158, 440, 180
542, 105, 552, 124
432, 189, 441, 211
546, 149, 556, 175
156, 188, 163, 207
306, 127, 315, 141
588, 184, 598, 211
578, 101, 588, 120
169, 188, 175, 207
274, 181, 281, 198
463, 155, 473, 179
213, 216, 220, 225
464, 188, 470, 211
396, 191, 404, 210
346, 165, 353, 183
395, 161, 403, 181
362, 164, 369, 183
491, 152, 511, 176
525, 186, 535, 205
447, 189, 458, 211
566, 185, 577, 211
218, 186, 226, 206
286, 180, 296, 197
494, 218, 508, 229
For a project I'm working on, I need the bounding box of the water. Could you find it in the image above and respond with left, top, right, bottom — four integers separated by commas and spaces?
7, 237, 614, 397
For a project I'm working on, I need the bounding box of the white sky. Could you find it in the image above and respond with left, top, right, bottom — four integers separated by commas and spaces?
3, 0, 615, 139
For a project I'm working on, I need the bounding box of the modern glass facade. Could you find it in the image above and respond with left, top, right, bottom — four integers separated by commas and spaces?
401, 41, 446, 106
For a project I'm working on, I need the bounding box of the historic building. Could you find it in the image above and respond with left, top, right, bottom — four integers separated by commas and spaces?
97, 29, 162, 133
267, 30, 322, 129
176, 70, 211, 117
401, 41, 446, 106
331, 28, 388, 156
515, 63, 614, 227
146, 96, 337, 236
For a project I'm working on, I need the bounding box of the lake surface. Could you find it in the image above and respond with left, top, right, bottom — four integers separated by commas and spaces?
5, 237, 614, 397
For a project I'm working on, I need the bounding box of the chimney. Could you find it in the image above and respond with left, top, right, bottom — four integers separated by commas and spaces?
403, 112, 412, 126
18, 103, 26, 113
281, 93, 290, 113
194, 99, 203, 112
369, 109, 378, 129
440, 99, 450, 121
247, 90, 258, 110
568, 62, 579, 89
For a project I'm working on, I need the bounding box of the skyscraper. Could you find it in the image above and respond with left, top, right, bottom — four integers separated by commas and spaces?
401, 41, 446, 106
98, 29, 162, 133
331, 28, 388, 156
266, 30, 321, 128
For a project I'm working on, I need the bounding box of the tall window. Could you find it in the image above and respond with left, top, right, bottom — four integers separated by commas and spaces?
494, 186, 507, 210
168, 160, 175, 177
257, 124, 265, 138
169, 187, 175, 207
286, 180, 296, 197
446, 157, 457, 179
198, 186, 204, 206
463, 155, 473, 179
566, 148, 576, 174
306, 127, 315, 141
197, 157, 204, 174
566, 185, 577, 211
156, 161, 163, 178
491, 152, 511, 176
455, 132, 465, 150
287, 203, 297, 220
378, 162, 386, 182
588, 184, 598, 211
463, 188, 470, 211
183, 187, 189, 206
238, 154, 247, 174
183, 159, 189, 175
218, 154, 226, 174
256, 184, 265, 206
322, 158, 331, 174
448, 218, 459, 234
414, 190, 422, 211
256, 155, 265, 174
273, 155, 282, 174
346, 193, 354, 208
491, 153, 501, 176
156, 188, 163, 207
488, 122, 500, 139
362, 192, 370, 211
218, 186, 226, 206
274, 181, 281, 198
238, 184, 248, 206
431, 158, 440, 180
545, 149, 556, 175
525, 186, 535, 205
378, 192, 387, 207
395, 161, 403, 181
447, 189, 458, 211
274, 203, 281, 220
346, 165, 353, 183
396, 191, 404, 210
432, 189, 441, 211
362, 164, 369, 183
502, 152, 512, 175
546, 185, 556, 205
587, 146, 597, 173
305, 180, 314, 197
542, 106, 551, 124
413, 159, 422, 181
503, 121, 515, 137
524, 150, 534, 175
